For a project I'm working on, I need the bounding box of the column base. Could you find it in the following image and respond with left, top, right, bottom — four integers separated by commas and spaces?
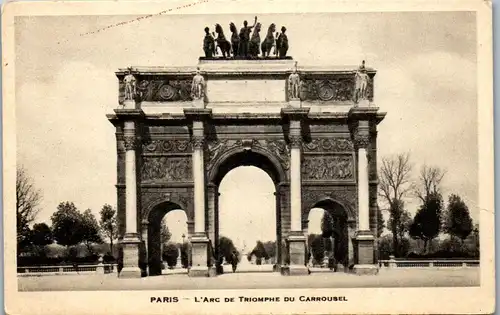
119, 235, 142, 278
288, 99, 301, 108
352, 264, 379, 275
280, 264, 310, 276
192, 98, 205, 109
355, 230, 375, 265
188, 266, 217, 277
284, 232, 309, 276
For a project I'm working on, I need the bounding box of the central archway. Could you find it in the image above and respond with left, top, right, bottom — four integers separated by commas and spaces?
208, 148, 287, 272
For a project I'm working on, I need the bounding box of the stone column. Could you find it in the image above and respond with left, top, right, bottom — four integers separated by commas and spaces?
184, 108, 213, 277
353, 124, 378, 275
120, 120, 141, 278
281, 107, 310, 276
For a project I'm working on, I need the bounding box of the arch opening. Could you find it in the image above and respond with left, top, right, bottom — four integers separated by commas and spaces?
307, 199, 349, 271
212, 149, 283, 273
146, 201, 188, 276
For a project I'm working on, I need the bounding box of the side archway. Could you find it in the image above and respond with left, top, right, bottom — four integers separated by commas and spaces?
146, 201, 187, 276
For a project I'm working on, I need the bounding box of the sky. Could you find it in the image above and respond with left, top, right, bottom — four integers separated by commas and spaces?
15, 12, 478, 248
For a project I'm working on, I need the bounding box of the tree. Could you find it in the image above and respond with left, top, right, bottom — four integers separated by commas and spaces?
378, 153, 413, 257
249, 241, 269, 264
443, 194, 473, 245
409, 192, 444, 253
376, 206, 385, 238
218, 236, 238, 264
415, 165, 445, 203
31, 223, 53, 247
51, 202, 84, 247
81, 209, 103, 253
321, 211, 336, 259
160, 218, 172, 245
309, 234, 325, 264
262, 241, 277, 259
17, 166, 42, 251
162, 243, 179, 268
387, 203, 412, 254
99, 204, 117, 255
180, 242, 190, 268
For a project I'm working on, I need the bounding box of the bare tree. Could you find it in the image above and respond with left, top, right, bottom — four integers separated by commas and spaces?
415, 165, 445, 202
16, 166, 42, 249
378, 153, 413, 256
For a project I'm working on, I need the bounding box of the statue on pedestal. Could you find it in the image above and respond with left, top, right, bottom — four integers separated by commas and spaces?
203, 27, 215, 58
354, 60, 370, 104
288, 62, 301, 99
261, 23, 276, 57
238, 16, 258, 57
276, 26, 289, 58
191, 68, 205, 100
214, 24, 231, 58
123, 68, 137, 101
229, 22, 240, 57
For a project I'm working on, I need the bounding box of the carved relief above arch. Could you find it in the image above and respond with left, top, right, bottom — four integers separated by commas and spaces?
141, 190, 194, 222
206, 138, 289, 183
301, 186, 357, 221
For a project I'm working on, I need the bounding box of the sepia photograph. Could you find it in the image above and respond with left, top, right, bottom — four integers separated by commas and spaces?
2, 1, 494, 314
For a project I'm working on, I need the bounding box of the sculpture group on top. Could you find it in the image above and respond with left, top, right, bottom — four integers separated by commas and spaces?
203, 16, 289, 59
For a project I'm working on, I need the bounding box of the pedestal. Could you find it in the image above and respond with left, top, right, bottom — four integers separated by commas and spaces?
188, 234, 213, 277
282, 232, 309, 276
120, 237, 142, 278
192, 98, 205, 109
353, 231, 378, 275
122, 100, 136, 110
288, 99, 301, 108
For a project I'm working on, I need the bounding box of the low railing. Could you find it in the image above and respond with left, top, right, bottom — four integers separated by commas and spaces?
378, 258, 479, 268
17, 263, 118, 275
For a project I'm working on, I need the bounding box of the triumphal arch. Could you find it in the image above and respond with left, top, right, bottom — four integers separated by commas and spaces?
108, 38, 385, 278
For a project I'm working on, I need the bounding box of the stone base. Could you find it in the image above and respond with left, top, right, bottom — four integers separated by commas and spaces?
122, 100, 136, 110
355, 230, 375, 265
288, 99, 301, 108
352, 264, 379, 275
119, 266, 142, 278
192, 98, 205, 109
120, 235, 141, 279
188, 266, 217, 277
280, 265, 310, 276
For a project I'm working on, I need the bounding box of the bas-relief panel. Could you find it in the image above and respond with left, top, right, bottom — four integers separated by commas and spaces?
141, 157, 192, 182
301, 155, 354, 181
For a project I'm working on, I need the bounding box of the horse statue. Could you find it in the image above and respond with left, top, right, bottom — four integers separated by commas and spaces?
214, 24, 231, 58
261, 23, 277, 57
248, 22, 261, 57
229, 22, 240, 57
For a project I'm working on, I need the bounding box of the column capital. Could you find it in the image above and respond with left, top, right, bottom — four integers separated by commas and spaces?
191, 136, 205, 149
353, 134, 370, 149
123, 135, 138, 151
289, 135, 302, 148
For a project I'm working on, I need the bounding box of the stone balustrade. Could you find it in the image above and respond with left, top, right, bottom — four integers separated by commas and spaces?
17, 263, 118, 276
378, 258, 480, 268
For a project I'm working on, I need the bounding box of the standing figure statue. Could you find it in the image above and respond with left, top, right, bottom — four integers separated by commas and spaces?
288, 62, 301, 99
203, 27, 216, 58
214, 24, 231, 58
276, 26, 289, 58
191, 68, 205, 100
248, 22, 262, 57
261, 23, 277, 57
238, 16, 258, 57
354, 60, 370, 104
229, 22, 240, 57
123, 68, 137, 101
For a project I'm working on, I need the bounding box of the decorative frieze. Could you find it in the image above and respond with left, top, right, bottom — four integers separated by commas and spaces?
135, 79, 193, 102
301, 155, 354, 181
142, 139, 191, 153
302, 138, 354, 153
141, 157, 193, 182
300, 78, 354, 102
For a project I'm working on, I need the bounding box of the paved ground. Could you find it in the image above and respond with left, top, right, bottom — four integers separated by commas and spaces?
18, 267, 479, 291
